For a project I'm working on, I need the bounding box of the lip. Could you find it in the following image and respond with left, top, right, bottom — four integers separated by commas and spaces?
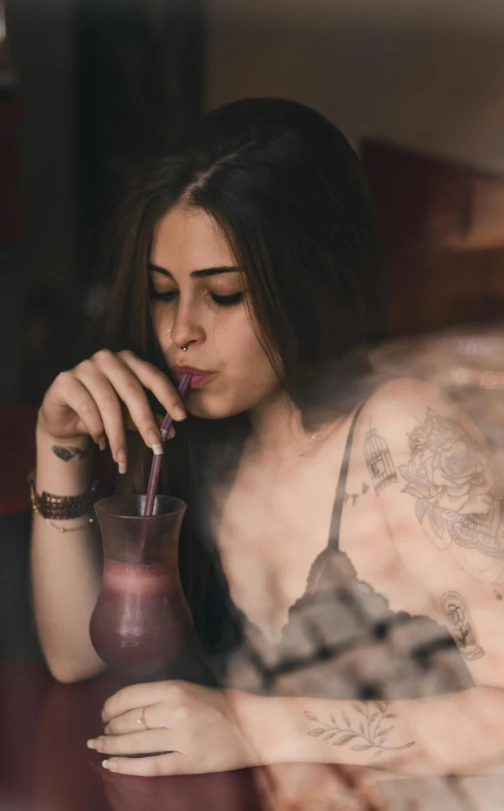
171, 365, 215, 389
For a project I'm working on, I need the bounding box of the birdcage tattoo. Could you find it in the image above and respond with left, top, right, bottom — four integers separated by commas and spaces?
364, 428, 397, 494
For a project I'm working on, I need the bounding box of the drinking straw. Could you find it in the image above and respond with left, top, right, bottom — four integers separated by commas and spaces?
143, 373, 192, 518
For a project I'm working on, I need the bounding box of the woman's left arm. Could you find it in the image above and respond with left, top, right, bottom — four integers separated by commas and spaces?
90, 675, 504, 777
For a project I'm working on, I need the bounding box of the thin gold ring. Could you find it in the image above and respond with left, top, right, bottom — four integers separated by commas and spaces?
138, 707, 149, 730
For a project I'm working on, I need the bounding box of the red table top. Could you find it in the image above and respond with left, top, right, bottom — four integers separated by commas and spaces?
3, 662, 503, 809
0, 661, 265, 811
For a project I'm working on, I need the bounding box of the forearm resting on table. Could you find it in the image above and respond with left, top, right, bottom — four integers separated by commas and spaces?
231, 685, 504, 776
30, 426, 106, 683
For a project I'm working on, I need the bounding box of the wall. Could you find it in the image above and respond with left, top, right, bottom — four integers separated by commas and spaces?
7, 0, 77, 288
206, 0, 504, 174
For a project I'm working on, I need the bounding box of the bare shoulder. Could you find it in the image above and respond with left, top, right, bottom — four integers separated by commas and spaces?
360, 375, 471, 427
352, 374, 494, 505
353, 375, 488, 460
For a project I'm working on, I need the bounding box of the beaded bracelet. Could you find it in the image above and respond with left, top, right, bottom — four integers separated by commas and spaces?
28, 471, 98, 533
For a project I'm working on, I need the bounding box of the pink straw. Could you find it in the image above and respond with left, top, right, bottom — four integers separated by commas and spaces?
143, 373, 192, 518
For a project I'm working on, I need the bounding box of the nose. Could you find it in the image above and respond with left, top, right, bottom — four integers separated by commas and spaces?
169, 299, 206, 351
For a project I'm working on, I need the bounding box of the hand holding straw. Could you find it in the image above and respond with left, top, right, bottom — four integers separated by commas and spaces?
143, 373, 192, 518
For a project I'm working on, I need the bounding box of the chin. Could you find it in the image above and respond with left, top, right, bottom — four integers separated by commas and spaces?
186, 391, 248, 421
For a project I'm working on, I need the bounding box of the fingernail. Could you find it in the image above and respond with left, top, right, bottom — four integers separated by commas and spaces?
167, 425, 176, 440
173, 406, 187, 421
99, 439, 107, 452
148, 429, 162, 449
152, 442, 164, 456
116, 449, 127, 474
103, 759, 118, 771
87, 739, 99, 750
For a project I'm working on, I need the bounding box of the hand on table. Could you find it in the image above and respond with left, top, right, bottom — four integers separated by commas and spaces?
87, 680, 257, 776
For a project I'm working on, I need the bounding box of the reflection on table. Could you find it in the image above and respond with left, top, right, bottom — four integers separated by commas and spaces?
0, 661, 263, 811
2, 661, 504, 810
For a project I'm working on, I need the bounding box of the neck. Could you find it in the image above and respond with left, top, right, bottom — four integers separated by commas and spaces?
248, 389, 337, 465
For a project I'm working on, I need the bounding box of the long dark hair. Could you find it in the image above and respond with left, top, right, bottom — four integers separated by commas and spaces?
98, 98, 386, 628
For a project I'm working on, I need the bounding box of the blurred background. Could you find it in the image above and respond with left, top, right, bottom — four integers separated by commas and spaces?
3, 0, 504, 668
3, 0, 504, 406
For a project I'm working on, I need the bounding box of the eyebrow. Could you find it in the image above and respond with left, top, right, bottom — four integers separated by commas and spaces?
149, 263, 242, 279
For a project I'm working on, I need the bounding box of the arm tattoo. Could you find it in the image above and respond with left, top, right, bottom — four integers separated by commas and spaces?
364, 428, 398, 494
397, 408, 504, 568
344, 483, 370, 506
52, 444, 90, 462
441, 591, 484, 660
305, 701, 414, 760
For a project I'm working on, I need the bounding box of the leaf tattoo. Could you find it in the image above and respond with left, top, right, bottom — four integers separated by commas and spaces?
305, 702, 415, 758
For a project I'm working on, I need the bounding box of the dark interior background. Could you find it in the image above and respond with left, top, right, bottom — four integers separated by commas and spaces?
3, 0, 504, 407
3, 0, 504, 655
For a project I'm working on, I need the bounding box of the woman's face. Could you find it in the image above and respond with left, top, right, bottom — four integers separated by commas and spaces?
150, 204, 280, 419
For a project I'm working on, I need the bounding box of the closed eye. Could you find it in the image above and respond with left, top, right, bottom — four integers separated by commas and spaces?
150, 288, 244, 308
150, 289, 177, 302
211, 292, 244, 307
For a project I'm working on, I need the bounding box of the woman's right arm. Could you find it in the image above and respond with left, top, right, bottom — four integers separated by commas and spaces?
31, 350, 187, 683
31, 424, 106, 683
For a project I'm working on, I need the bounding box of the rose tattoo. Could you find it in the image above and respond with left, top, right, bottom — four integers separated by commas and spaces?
398, 409, 504, 562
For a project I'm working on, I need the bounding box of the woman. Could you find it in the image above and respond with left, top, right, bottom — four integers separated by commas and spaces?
31, 99, 504, 787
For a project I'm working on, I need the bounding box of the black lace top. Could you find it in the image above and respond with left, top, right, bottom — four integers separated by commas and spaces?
190, 404, 474, 700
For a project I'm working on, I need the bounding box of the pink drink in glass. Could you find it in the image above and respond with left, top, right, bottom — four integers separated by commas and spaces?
89, 495, 193, 679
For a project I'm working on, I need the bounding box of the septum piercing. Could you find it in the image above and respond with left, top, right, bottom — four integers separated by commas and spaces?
168, 328, 188, 351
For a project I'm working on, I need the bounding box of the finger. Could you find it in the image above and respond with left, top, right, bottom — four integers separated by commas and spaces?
102, 681, 178, 723
93, 350, 164, 451
88, 729, 175, 757
104, 703, 166, 735
124, 412, 176, 439
117, 350, 187, 422
54, 372, 106, 446
74, 361, 128, 465
101, 752, 185, 777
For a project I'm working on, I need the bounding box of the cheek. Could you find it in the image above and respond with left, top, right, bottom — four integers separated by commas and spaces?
219, 312, 270, 371
223, 321, 279, 401
152, 306, 171, 350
